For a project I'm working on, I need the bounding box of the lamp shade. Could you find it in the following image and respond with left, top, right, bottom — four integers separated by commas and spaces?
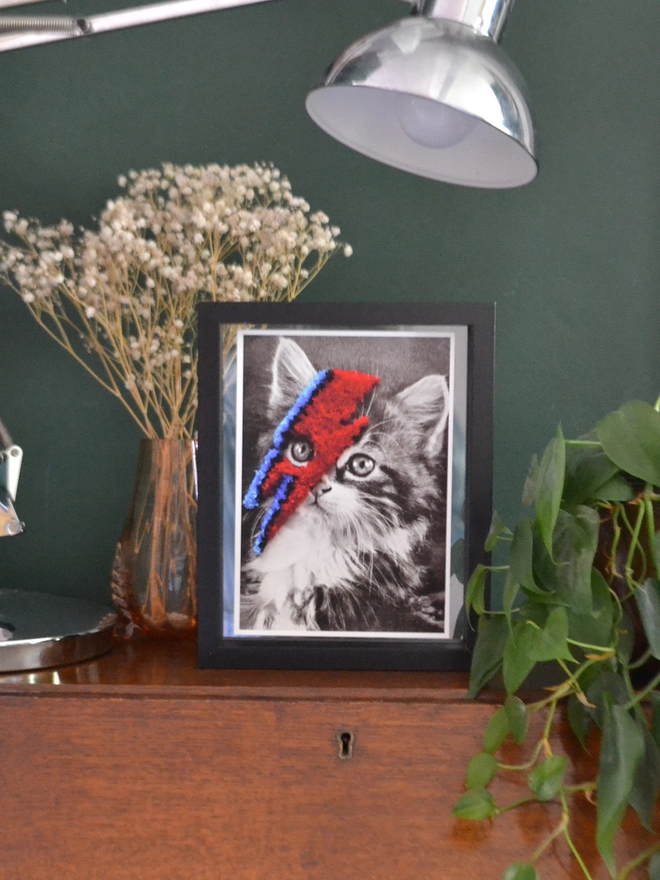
306, 16, 537, 189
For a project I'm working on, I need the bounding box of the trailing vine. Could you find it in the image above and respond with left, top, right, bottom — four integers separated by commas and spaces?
455, 399, 660, 880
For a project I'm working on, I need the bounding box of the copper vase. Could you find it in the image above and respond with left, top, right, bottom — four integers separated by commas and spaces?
111, 439, 197, 639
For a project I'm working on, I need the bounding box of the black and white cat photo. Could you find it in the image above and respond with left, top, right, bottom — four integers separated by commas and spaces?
238, 333, 452, 636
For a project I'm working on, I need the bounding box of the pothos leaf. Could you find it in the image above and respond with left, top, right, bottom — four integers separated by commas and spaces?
502, 864, 539, 880
563, 443, 619, 506
616, 612, 635, 666
527, 606, 574, 663
591, 474, 636, 503
502, 611, 573, 695
503, 570, 521, 628
467, 615, 509, 699
485, 512, 512, 552
634, 579, 660, 660
649, 853, 660, 880
505, 695, 529, 746
465, 752, 499, 790
535, 425, 566, 556
596, 703, 645, 878
551, 507, 600, 615
568, 568, 615, 650
596, 400, 660, 487
585, 669, 630, 729
483, 706, 511, 754
528, 755, 569, 802
452, 788, 497, 820
503, 624, 538, 695
522, 454, 540, 508
509, 520, 537, 592
628, 725, 660, 832
652, 692, 660, 750
465, 564, 489, 617
567, 693, 593, 750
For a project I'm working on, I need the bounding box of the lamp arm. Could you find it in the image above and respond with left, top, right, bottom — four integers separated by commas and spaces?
0, 418, 24, 536
0, 0, 278, 53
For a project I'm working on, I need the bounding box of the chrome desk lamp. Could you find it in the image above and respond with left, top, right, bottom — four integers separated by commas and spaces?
0, 418, 23, 540
0, 418, 116, 673
0, 0, 537, 189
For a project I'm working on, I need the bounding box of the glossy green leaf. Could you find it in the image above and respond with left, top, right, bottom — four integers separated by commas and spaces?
522, 454, 540, 508
509, 520, 537, 591
528, 606, 574, 663
649, 853, 660, 880
465, 564, 489, 617
452, 788, 497, 821
616, 612, 635, 666
505, 696, 529, 746
652, 692, 660, 750
468, 616, 508, 699
483, 707, 511, 754
552, 507, 600, 615
568, 568, 615, 650
597, 400, 660, 487
465, 752, 499, 790
528, 755, 569, 802
634, 579, 660, 659
503, 570, 521, 627
591, 474, 636, 503
535, 426, 566, 556
567, 693, 593, 749
518, 599, 550, 628
502, 864, 539, 880
531, 531, 562, 599
596, 703, 645, 877
503, 623, 538, 695
585, 669, 629, 729
485, 512, 512, 552
628, 725, 660, 831
563, 443, 618, 506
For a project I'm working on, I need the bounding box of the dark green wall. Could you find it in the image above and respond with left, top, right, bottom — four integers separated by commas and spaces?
0, 0, 658, 604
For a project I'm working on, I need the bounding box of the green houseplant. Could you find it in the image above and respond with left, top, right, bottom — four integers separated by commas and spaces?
455, 398, 660, 880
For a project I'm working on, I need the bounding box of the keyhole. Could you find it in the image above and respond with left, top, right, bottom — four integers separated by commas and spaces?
338, 730, 354, 759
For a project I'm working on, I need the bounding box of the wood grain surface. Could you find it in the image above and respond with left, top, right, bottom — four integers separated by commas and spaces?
0, 641, 655, 880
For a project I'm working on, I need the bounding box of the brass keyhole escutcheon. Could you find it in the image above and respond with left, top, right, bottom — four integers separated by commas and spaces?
337, 730, 354, 759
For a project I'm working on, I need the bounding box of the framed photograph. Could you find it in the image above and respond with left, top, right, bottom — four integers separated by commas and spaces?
197, 302, 494, 670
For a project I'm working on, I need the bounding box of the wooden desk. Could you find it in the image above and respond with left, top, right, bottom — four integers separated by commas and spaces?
0, 641, 651, 880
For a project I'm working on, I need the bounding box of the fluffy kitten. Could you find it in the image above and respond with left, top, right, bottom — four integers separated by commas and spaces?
241, 337, 449, 633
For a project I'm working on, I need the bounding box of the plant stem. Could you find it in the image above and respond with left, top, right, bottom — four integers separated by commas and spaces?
563, 781, 597, 795
559, 790, 595, 880
498, 736, 546, 772
530, 811, 569, 863
495, 795, 538, 815
623, 668, 660, 711
566, 638, 614, 654
624, 500, 647, 589
628, 648, 653, 670
644, 486, 660, 577
617, 841, 660, 880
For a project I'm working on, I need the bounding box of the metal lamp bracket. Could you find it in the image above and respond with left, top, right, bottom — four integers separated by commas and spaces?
0, 0, 277, 53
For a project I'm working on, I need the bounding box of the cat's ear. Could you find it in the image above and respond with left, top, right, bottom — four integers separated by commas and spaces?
395, 374, 450, 459
269, 338, 317, 414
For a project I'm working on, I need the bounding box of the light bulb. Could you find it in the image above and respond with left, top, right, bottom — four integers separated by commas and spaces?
397, 94, 478, 149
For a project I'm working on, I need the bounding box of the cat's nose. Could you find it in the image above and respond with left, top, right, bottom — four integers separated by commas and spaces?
312, 479, 332, 500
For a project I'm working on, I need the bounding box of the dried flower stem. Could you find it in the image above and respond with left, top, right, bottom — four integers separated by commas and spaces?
0, 162, 350, 438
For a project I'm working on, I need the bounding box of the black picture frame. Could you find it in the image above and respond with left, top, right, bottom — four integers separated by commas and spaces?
197, 302, 494, 671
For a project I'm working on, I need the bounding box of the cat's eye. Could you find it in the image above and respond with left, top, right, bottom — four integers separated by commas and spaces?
287, 438, 314, 465
346, 453, 375, 478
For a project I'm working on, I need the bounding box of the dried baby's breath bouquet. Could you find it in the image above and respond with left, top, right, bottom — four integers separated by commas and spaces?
0, 162, 350, 438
